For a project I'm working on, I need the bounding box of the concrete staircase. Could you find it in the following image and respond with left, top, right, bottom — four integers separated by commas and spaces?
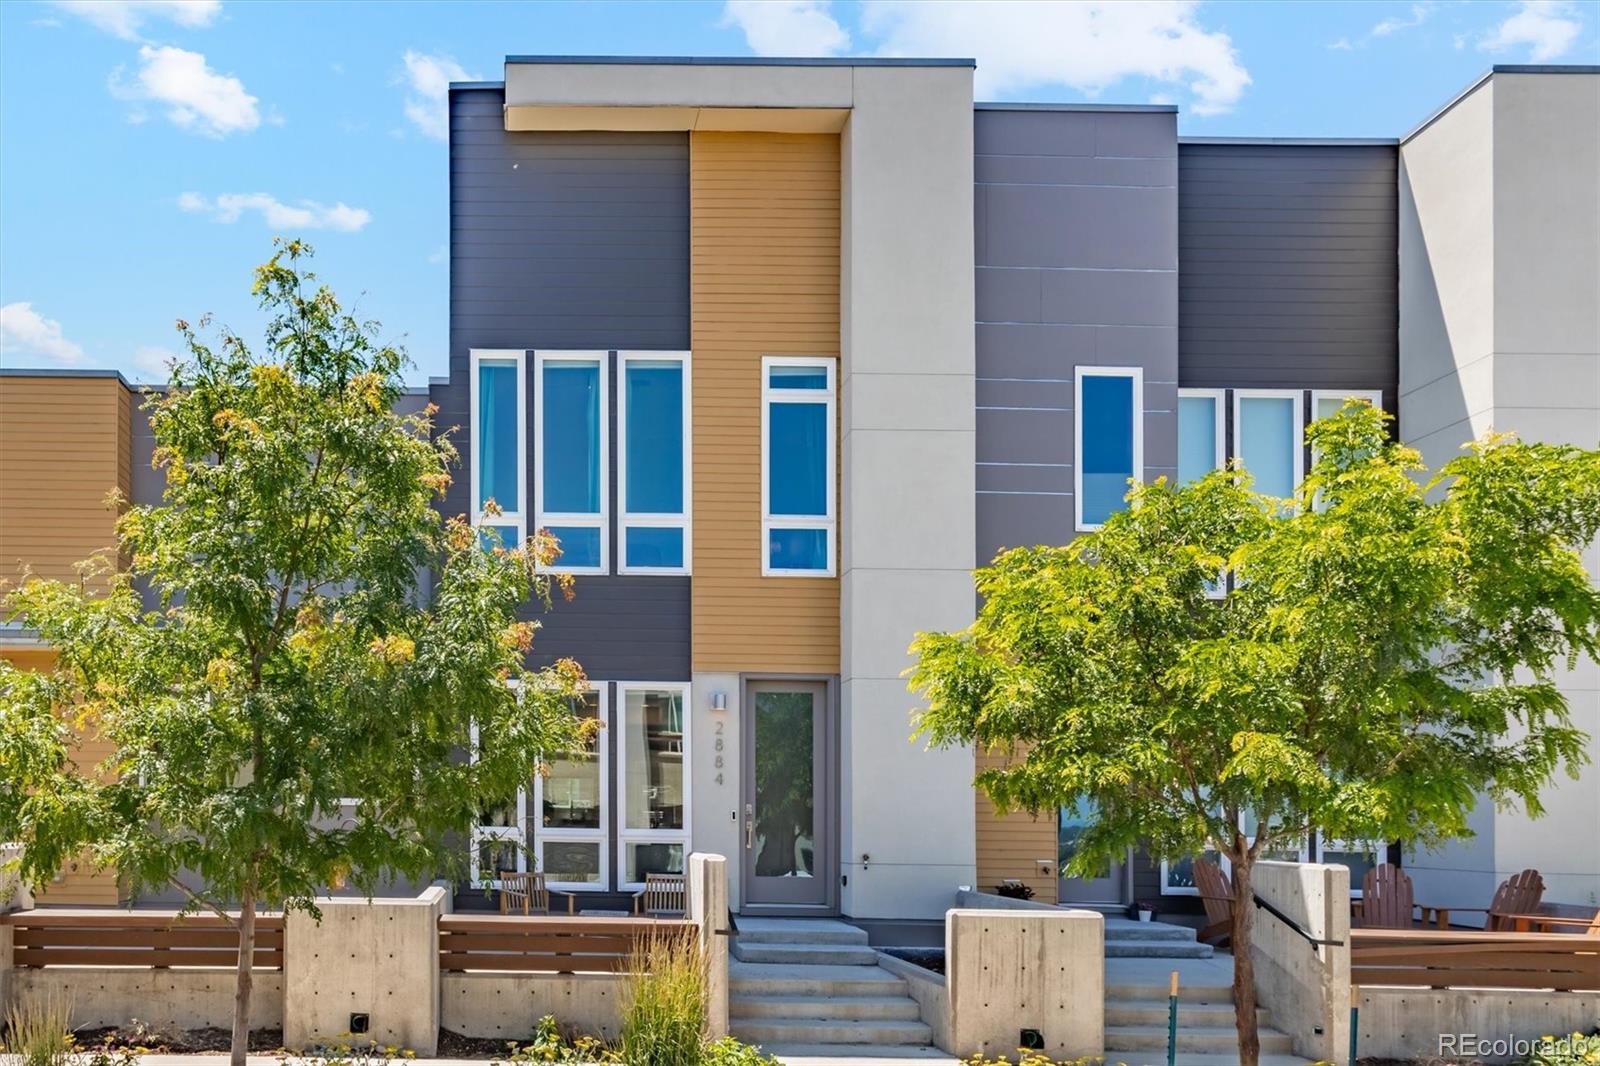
1103, 917, 1214, 959
729, 918, 935, 1053
1102, 976, 1314, 1066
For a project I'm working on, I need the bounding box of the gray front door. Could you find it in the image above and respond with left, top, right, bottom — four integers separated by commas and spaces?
741, 680, 835, 911
1058, 802, 1126, 904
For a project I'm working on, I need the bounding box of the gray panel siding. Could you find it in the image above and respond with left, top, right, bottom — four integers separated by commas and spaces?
444, 87, 690, 681
1178, 144, 1399, 409
975, 110, 1180, 566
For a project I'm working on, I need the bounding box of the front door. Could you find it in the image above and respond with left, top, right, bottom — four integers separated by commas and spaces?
1058, 802, 1126, 904
741, 680, 836, 911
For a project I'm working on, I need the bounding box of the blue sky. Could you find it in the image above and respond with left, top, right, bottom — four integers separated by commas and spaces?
2, 0, 1595, 385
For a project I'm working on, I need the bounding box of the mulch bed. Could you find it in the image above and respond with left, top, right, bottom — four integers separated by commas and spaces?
72, 1027, 287, 1053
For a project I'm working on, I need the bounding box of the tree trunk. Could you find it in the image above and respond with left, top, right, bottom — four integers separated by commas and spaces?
231, 890, 256, 1066
1231, 856, 1261, 1066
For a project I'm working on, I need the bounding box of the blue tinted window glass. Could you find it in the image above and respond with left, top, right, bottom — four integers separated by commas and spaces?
478, 362, 519, 513
477, 524, 519, 551
547, 526, 602, 569
1080, 374, 1135, 525
542, 363, 601, 515
768, 402, 827, 516
1239, 397, 1296, 498
768, 365, 829, 390
768, 528, 828, 571
1178, 395, 1219, 487
626, 362, 683, 514
625, 526, 684, 569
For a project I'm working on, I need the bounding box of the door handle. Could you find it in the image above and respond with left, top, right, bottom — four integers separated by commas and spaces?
745, 804, 754, 850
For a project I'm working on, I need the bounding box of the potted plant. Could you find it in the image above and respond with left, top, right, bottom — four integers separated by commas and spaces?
1128, 900, 1158, 922
995, 879, 1035, 900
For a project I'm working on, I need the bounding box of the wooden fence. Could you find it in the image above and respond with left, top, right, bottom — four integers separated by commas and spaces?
438, 914, 693, 973
1351, 928, 1600, 991
1, 908, 283, 970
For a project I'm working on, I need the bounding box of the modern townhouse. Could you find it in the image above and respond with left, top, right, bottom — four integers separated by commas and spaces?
1, 58, 1594, 928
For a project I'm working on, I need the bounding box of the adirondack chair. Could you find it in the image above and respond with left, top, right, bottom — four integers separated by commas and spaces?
1507, 909, 1600, 935
1192, 857, 1235, 945
1416, 868, 1544, 930
1352, 863, 1415, 928
632, 872, 687, 918
498, 871, 575, 915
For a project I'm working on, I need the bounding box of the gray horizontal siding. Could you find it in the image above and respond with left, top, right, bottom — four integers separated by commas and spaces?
1178, 144, 1399, 407
443, 87, 690, 682
975, 109, 1180, 566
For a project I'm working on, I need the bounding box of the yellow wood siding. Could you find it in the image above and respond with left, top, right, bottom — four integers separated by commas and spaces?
974, 746, 1060, 903
0, 375, 131, 591
690, 132, 841, 673
0, 646, 123, 905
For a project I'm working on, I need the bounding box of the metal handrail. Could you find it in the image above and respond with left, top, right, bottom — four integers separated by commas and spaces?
1252, 891, 1345, 947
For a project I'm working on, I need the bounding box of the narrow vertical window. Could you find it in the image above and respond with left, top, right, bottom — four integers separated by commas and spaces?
1233, 390, 1304, 501
1178, 388, 1227, 598
533, 687, 608, 891
468, 719, 528, 889
619, 352, 690, 574
762, 357, 836, 576
535, 351, 608, 573
617, 683, 691, 889
471, 349, 526, 550
1075, 367, 1143, 531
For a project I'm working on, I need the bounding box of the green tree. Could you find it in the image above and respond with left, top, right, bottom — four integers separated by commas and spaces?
0, 240, 585, 1066
908, 403, 1600, 1066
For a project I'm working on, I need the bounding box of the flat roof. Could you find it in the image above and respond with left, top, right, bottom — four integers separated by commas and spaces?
977, 101, 1177, 114
1403, 63, 1600, 144
1180, 136, 1398, 146
504, 54, 975, 68
0, 367, 137, 387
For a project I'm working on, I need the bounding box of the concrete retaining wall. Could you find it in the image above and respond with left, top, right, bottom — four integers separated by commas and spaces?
8, 968, 283, 1031
876, 950, 953, 1051
1251, 860, 1352, 1066
440, 972, 626, 1041
1357, 987, 1600, 1064
954, 887, 1056, 911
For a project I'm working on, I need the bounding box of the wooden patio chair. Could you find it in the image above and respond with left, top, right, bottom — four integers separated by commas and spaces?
1416, 868, 1544, 930
498, 871, 575, 915
1352, 863, 1414, 928
1192, 857, 1235, 945
632, 872, 686, 918
1506, 909, 1600, 935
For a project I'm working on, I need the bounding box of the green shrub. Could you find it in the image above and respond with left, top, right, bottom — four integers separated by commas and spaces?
1518, 1028, 1600, 1065
701, 1036, 781, 1066
620, 927, 708, 1066
2, 989, 75, 1066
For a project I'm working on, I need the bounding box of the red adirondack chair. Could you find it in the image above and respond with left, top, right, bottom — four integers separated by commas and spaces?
1353, 863, 1414, 928
1193, 856, 1235, 945
1416, 868, 1544, 930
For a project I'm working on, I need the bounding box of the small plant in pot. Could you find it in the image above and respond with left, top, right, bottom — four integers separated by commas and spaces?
1128, 900, 1158, 922
995, 878, 1035, 900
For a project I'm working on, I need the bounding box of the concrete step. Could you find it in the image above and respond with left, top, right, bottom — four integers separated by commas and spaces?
734, 918, 869, 946
731, 994, 923, 1021
1106, 981, 1235, 1003
1102, 919, 1203, 942
1100, 1054, 1315, 1066
1104, 938, 1214, 959
732, 941, 881, 966
731, 960, 909, 998
1105, 999, 1264, 1027
753, 1044, 954, 1060
1105, 1023, 1295, 1055
731, 1018, 935, 1047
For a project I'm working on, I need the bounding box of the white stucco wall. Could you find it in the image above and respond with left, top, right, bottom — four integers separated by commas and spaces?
1400, 69, 1600, 910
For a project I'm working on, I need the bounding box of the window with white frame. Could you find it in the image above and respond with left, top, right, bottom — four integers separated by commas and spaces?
535, 350, 609, 574
468, 720, 528, 889
762, 358, 835, 576
617, 682, 691, 889
1232, 389, 1304, 502
1178, 388, 1227, 598
619, 352, 691, 574
1075, 367, 1143, 531
533, 687, 608, 890
1315, 835, 1382, 897
1311, 390, 1384, 426
471, 349, 526, 551
1158, 811, 1311, 895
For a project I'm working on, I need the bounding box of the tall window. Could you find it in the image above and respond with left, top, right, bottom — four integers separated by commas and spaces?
471, 349, 526, 550
619, 352, 690, 574
1178, 388, 1227, 599
534, 688, 607, 890
617, 683, 690, 889
1233, 390, 1303, 501
468, 720, 528, 889
535, 351, 608, 574
1075, 367, 1143, 531
762, 357, 835, 576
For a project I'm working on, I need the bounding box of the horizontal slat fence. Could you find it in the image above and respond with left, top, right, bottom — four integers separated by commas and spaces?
1352, 929, 1600, 991
438, 914, 692, 973
2, 909, 283, 970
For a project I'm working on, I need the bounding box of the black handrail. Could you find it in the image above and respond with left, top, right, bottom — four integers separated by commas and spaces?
1252, 892, 1344, 948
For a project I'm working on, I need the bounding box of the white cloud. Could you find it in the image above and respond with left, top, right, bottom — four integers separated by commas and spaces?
722, 0, 849, 56
401, 50, 478, 141
53, 0, 220, 40
1372, 2, 1435, 37
0, 303, 86, 365
179, 192, 372, 232
858, 1, 1251, 115
1328, 37, 1354, 51
427, 244, 448, 265
133, 345, 180, 380
1479, 0, 1584, 61
111, 45, 260, 137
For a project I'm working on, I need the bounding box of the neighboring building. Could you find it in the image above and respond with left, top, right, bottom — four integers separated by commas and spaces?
0, 60, 1594, 923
